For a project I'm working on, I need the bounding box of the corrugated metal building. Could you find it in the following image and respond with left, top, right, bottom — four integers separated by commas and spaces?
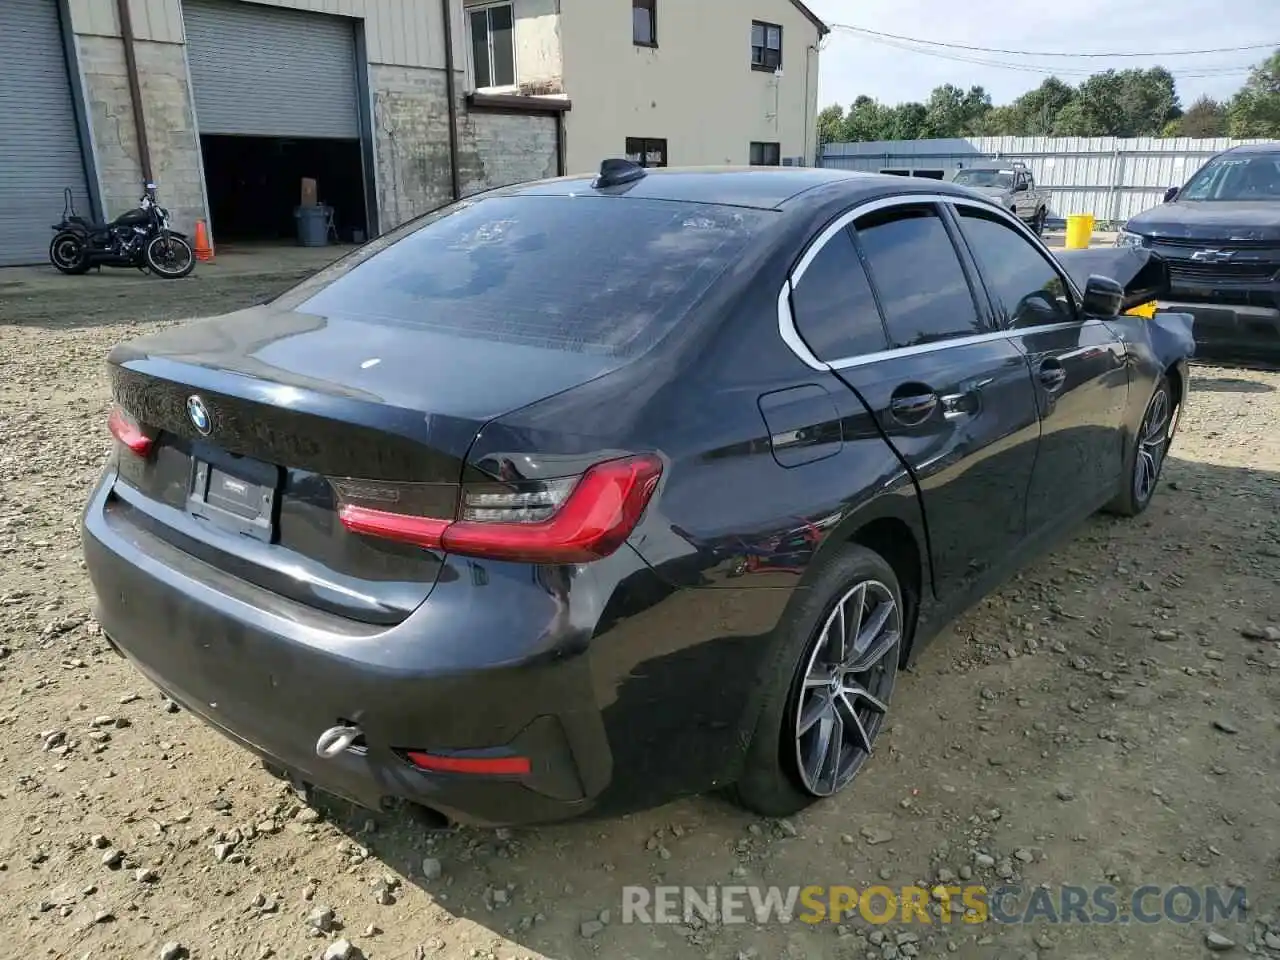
0, 0, 569, 265
820, 136, 1274, 226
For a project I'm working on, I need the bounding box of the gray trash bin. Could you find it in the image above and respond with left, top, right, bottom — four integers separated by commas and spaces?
294, 204, 332, 247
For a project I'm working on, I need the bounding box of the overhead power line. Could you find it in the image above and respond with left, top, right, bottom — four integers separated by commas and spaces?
837, 29, 1257, 79
830, 24, 1278, 59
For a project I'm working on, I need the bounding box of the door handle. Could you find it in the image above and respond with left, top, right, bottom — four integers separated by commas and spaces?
940, 377, 994, 420
1038, 360, 1067, 393
889, 389, 939, 425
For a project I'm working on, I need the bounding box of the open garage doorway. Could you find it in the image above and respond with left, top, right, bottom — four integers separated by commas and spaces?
184, 0, 373, 249
200, 135, 367, 243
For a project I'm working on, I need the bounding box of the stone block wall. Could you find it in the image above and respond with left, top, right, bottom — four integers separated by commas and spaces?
370, 64, 560, 231
76, 35, 206, 232
459, 110, 559, 198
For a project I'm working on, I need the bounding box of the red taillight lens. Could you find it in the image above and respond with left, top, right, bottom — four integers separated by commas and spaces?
403, 751, 531, 776
107, 405, 153, 457
337, 454, 663, 564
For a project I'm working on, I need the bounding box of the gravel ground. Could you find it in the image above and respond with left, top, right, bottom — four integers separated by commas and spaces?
1, 271, 1278, 960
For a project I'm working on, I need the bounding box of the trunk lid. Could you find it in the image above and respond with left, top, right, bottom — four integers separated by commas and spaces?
105, 304, 624, 625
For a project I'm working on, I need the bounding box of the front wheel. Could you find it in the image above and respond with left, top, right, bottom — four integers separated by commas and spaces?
49, 231, 90, 274
1105, 376, 1178, 517
731, 545, 903, 817
145, 233, 195, 279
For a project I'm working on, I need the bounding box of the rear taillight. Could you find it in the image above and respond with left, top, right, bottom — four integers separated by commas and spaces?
107, 405, 153, 457
336, 454, 662, 564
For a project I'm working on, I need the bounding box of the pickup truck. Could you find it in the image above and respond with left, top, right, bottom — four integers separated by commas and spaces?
951, 161, 1050, 235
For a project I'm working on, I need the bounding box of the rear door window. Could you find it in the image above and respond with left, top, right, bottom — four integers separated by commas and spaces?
790, 227, 888, 361
853, 205, 985, 347
292, 196, 770, 358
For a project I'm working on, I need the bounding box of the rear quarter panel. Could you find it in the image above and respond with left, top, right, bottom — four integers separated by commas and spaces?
465, 207, 930, 800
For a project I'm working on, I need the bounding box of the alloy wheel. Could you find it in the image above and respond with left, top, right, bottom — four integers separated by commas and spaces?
1133, 386, 1174, 505
793, 579, 900, 797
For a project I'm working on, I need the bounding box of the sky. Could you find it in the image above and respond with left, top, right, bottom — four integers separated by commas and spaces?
803, 0, 1280, 111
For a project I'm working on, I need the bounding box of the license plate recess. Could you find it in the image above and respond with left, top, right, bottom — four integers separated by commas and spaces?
186, 448, 279, 543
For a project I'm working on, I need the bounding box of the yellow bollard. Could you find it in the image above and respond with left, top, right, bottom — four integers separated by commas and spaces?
1064, 213, 1095, 249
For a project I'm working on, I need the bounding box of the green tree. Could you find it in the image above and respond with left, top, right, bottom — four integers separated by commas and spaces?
1050, 68, 1177, 137
1166, 95, 1227, 137
1115, 66, 1180, 135
1008, 77, 1076, 135
972, 104, 1018, 136
842, 95, 891, 141
816, 104, 845, 146
922, 84, 993, 137
1228, 50, 1280, 137
819, 51, 1280, 143
885, 102, 929, 140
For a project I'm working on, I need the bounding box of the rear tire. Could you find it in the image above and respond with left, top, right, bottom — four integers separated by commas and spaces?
731, 545, 903, 818
1105, 376, 1177, 517
49, 232, 90, 274
1032, 208, 1047, 236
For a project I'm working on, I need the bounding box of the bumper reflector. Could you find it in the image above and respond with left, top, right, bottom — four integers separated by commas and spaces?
404, 751, 532, 776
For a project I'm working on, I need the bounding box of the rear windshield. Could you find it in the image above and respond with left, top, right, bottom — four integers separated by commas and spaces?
292, 195, 770, 358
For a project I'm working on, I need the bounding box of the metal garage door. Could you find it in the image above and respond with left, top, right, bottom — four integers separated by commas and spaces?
184, 0, 359, 139
0, 0, 92, 266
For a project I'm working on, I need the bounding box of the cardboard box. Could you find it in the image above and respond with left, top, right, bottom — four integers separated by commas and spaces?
300, 178, 318, 207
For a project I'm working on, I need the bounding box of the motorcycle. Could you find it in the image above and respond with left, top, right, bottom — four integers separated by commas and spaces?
49, 183, 195, 280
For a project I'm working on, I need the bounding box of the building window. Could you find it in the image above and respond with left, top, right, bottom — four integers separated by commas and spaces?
750, 142, 781, 166
625, 137, 668, 168
632, 0, 656, 46
751, 20, 782, 71
469, 3, 515, 88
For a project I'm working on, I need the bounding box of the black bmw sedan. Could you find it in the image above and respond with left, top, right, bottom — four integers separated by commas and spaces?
83, 163, 1194, 827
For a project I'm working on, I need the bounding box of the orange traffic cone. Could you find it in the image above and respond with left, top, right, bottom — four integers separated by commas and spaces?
194, 219, 214, 262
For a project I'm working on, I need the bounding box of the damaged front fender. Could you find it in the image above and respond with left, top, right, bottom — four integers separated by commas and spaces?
1055, 246, 1196, 370
1055, 246, 1170, 311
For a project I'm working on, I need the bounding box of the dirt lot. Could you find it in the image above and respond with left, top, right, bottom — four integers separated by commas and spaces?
1, 268, 1278, 960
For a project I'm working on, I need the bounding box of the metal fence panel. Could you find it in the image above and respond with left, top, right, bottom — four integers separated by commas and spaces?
819, 136, 1274, 225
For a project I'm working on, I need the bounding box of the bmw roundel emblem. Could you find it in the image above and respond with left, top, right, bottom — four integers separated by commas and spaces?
186, 395, 212, 436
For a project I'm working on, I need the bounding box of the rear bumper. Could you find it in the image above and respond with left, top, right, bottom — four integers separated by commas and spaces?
81, 470, 616, 827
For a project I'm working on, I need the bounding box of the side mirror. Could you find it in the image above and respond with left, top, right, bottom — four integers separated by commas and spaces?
1082, 275, 1124, 318
1013, 181, 1028, 192
1163, 186, 1178, 203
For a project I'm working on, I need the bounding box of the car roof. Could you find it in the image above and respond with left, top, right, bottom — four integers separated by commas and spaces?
491, 166, 965, 211
1221, 142, 1280, 156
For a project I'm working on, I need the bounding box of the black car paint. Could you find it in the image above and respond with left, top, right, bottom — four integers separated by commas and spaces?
83, 169, 1192, 826
1123, 143, 1280, 364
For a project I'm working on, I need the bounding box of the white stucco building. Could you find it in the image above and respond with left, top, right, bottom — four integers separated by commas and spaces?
465, 0, 829, 173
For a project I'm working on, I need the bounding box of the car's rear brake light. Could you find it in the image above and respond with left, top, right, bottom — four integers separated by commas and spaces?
107, 405, 153, 457
336, 454, 662, 564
